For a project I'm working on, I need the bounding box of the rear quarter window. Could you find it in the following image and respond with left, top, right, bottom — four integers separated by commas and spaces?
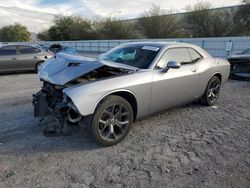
187, 48, 202, 63
0, 46, 17, 55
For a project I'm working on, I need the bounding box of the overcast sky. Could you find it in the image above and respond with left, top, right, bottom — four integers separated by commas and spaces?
0, 0, 242, 32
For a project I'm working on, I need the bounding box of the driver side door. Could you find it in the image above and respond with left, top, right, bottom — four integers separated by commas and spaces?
150, 47, 200, 113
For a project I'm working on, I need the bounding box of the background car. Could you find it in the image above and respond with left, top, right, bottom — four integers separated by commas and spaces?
35, 44, 50, 52
34, 42, 230, 146
227, 48, 250, 80
0, 44, 53, 73
49, 44, 78, 55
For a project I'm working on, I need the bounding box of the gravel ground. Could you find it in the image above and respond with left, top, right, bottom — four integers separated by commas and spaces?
0, 72, 249, 188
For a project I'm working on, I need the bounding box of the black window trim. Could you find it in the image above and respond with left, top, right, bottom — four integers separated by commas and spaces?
154, 47, 204, 69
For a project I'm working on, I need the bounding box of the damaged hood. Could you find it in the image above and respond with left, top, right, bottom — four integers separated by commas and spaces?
39, 52, 137, 85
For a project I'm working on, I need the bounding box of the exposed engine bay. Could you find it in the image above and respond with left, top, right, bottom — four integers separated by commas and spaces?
67, 65, 133, 85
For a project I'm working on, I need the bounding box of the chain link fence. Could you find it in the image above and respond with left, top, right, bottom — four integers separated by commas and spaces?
4, 36, 250, 58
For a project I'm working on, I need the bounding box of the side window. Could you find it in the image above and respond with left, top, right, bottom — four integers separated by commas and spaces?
19, 46, 39, 54
156, 48, 192, 69
0, 46, 17, 56
187, 48, 202, 63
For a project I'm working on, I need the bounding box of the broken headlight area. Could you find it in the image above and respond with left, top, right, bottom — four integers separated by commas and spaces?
33, 81, 83, 136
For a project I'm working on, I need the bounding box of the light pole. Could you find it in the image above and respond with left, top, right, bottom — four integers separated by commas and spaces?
109, 11, 122, 20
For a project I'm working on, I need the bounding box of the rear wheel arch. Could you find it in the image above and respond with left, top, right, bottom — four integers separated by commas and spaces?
203, 72, 222, 93
201, 75, 221, 106
35, 60, 45, 72
213, 73, 222, 82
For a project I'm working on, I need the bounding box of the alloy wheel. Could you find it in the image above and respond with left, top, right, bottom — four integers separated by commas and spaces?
98, 103, 130, 141
208, 79, 220, 103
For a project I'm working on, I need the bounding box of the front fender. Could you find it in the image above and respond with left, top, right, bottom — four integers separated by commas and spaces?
92, 89, 137, 114
65, 86, 136, 116
64, 86, 104, 116
63, 71, 152, 118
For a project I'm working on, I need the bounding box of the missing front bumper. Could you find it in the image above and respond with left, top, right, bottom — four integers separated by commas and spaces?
32, 91, 79, 136
33, 91, 51, 117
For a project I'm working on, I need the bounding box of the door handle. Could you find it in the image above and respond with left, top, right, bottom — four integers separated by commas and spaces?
191, 68, 197, 73
12, 57, 17, 61
33, 56, 38, 59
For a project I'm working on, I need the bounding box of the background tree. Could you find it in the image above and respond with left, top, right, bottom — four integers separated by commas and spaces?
94, 19, 140, 39
38, 16, 96, 41
184, 2, 236, 37
233, 0, 250, 35
0, 23, 30, 42
52, 16, 73, 40
36, 1, 250, 41
210, 9, 236, 37
137, 4, 182, 38
69, 17, 97, 40
37, 30, 49, 41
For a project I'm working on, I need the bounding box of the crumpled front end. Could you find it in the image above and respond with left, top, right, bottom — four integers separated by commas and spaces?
33, 53, 135, 135
33, 53, 137, 134
33, 82, 83, 135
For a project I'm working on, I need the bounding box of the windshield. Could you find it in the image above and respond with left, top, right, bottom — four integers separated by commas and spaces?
98, 45, 160, 69
242, 48, 250, 55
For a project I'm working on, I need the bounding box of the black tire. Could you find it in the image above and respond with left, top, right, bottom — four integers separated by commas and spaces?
90, 95, 133, 146
35, 61, 44, 72
201, 76, 221, 106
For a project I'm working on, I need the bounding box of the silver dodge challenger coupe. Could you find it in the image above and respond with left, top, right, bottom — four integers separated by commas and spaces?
33, 42, 230, 146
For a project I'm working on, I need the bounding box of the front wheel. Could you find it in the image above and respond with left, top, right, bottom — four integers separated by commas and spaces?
90, 95, 133, 146
201, 76, 221, 106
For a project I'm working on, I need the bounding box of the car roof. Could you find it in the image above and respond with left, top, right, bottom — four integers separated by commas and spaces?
123, 41, 199, 47
121, 41, 178, 48
0, 44, 41, 49
1, 44, 34, 47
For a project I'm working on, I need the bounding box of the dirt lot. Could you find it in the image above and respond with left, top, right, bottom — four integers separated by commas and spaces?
0, 73, 249, 188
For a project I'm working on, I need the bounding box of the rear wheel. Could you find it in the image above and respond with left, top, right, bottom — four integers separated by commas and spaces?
201, 76, 221, 106
90, 95, 133, 146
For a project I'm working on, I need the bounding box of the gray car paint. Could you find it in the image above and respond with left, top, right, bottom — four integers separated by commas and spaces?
151, 63, 200, 113
0, 45, 52, 73
39, 42, 230, 119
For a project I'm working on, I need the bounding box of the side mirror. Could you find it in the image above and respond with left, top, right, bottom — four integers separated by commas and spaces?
162, 61, 181, 73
